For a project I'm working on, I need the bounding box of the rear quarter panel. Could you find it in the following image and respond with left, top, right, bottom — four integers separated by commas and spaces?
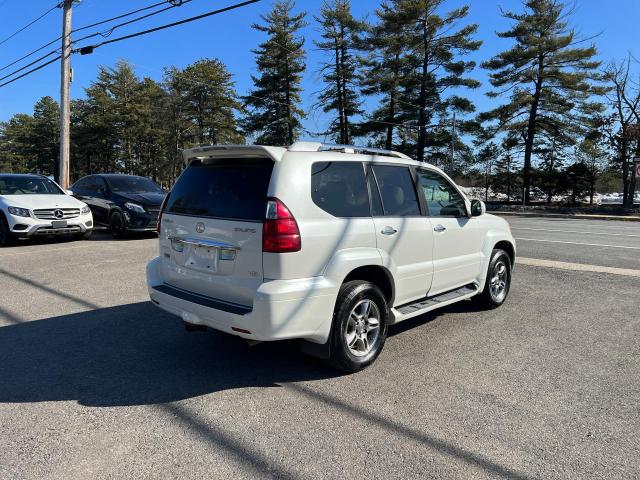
263, 152, 378, 280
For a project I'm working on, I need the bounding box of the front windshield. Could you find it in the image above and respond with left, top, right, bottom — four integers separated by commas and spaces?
0, 176, 64, 195
108, 176, 163, 194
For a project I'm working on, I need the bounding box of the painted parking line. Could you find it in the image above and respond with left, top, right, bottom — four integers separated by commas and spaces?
517, 257, 640, 277
514, 237, 640, 250
512, 227, 640, 238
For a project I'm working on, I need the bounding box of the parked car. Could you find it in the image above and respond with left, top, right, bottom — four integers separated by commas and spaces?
0, 173, 93, 246
147, 143, 516, 372
70, 174, 165, 238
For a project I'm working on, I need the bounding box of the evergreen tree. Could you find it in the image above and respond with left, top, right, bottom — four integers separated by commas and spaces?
169, 59, 244, 146
314, 0, 363, 144
31, 96, 60, 176
480, 0, 604, 204
359, 1, 411, 149
163, 67, 195, 185
132, 77, 170, 182
399, 0, 482, 163
0, 114, 34, 173
244, 0, 306, 145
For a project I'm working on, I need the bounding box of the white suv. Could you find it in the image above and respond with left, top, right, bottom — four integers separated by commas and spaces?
0, 174, 93, 246
147, 143, 515, 372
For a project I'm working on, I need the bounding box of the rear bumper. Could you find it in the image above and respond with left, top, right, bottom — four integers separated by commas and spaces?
146, 256, 337, 343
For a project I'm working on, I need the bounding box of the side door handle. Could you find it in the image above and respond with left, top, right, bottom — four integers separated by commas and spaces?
381, 226, 398, 235
434, 224, 446, 232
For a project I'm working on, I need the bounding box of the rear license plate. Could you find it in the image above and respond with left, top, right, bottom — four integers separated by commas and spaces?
185, 246, 218, 271
51, 220, 67, 228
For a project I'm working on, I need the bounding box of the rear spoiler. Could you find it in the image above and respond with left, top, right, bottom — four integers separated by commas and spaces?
182, 145, 287, 165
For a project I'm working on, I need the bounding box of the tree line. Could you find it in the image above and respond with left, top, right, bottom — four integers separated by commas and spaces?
1, 0, 639, 206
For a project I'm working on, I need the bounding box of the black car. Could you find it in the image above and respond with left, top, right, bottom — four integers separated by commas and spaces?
70, 174, 165, 237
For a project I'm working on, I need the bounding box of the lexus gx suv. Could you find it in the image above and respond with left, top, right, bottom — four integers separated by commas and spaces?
147, 143, 516, 372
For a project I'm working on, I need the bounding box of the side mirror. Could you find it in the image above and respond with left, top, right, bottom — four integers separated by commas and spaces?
470, 199, 486, 217
66, 189, 74, 196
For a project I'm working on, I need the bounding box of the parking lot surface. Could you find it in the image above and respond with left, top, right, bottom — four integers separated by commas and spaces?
1, 219, 639, 479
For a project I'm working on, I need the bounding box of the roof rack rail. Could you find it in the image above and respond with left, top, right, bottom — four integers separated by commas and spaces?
288, 142, 411, 160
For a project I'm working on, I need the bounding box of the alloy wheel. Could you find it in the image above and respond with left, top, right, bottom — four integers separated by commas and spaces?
489, 260, 508, 302
345, 299, 381, 357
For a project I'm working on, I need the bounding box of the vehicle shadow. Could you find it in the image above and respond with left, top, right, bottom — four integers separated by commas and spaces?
0, 297, 487, 408
0, 301, 340, 407
87, 229, 157, 242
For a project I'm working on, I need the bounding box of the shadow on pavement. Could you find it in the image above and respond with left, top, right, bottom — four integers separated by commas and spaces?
0, 301, 339, 407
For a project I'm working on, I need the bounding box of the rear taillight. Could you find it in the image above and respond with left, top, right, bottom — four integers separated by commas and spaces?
262, 197, 301, 253
157, 191, 170, 234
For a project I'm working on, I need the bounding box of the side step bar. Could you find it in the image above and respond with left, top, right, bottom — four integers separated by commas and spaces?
396, 284, 478, 316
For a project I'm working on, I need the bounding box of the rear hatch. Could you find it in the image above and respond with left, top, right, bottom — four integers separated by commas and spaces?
159, 148, 282, 307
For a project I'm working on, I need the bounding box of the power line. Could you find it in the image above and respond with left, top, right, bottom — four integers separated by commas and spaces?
0, 37, 59, 73
75, 0, 261, 55
0, 2, 60, 47
0, 0, 182, 73
0, 49, 59, 83
73, 0, 193, 46
0, 0, 261, 89
0, 55, 60, 88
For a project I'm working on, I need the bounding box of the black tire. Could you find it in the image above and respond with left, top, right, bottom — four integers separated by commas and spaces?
79, 229, 93, 240
328, 280, 389, 373
474, 249, 512, 309
0, 213, 17, 247
109, 211, 127, 238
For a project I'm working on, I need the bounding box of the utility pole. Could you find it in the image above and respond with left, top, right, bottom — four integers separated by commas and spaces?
58, 0, 73, 189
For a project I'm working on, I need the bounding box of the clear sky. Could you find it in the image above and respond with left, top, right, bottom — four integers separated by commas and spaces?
0, 0, 638, 140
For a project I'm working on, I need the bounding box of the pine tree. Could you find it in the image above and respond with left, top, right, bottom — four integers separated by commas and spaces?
399, 0, 482, 163
0, 114, 35, 173
244, 0, 306, 145
314, 0, 364, 144
359, 1, 411, 149
32, 96, 60, 176
169, 59, 244, 146
480, 0, 604, 204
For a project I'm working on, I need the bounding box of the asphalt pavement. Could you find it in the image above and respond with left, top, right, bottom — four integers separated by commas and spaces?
506, 216, 640, 270
0, 221, 639, 480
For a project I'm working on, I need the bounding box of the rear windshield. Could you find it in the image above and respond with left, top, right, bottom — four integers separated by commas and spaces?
108, 176, 163, 194
166, 158, 273, 221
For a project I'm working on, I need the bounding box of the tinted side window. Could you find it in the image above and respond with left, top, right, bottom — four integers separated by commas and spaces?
371, 165, 420, 217
417, 169, 467, 217
166, 159, 273, 221
72, 177, 90, 191
95, 177, 108, 193
311, 162, 370, 217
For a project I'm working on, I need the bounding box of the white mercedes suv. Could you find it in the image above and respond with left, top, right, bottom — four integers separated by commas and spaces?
147, 143, 515, 372
0, 174, 93, 246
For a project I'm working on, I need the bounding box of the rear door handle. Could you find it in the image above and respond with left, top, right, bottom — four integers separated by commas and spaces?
381, 226, 398, 235
434, 224, 446, 232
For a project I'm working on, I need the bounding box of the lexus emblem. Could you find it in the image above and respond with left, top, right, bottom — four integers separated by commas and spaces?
195, 222, 205, 234
53, 209, 64, 219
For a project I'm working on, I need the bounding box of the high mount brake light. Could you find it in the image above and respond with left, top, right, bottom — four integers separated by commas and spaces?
262, 197, 301, 253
